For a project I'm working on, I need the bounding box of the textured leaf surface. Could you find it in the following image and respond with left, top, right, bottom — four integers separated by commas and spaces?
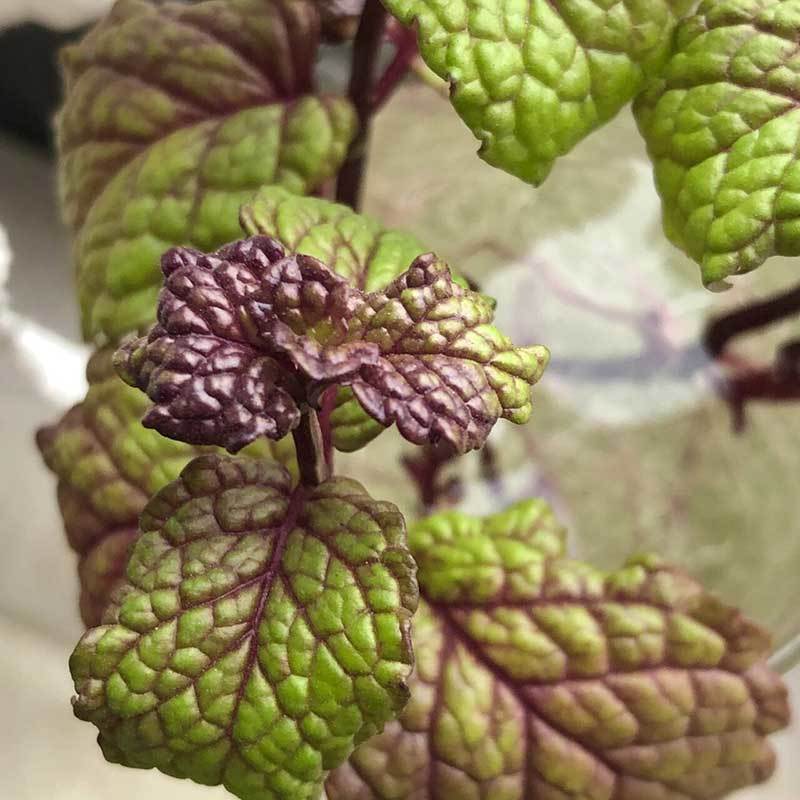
70, 454, 417, 800
635, 0, 800, 284
383, 0, 681, 184
327, 501, 790, 800
241, 187, 427, 292
37, 347, 294, 626
58, 0, 356, 342
117, 331, 304, 453
325, 254, 548, 452
241, 187, 427, 451
116, 236, 548, 454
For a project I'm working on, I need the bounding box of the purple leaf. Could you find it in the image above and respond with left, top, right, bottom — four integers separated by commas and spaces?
339, 254, 549, 452
116, 329, 301, 453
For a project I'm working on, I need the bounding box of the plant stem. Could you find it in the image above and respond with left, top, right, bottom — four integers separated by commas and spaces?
317, 385, 338, 471
292, 410, 330, 486
479, 441, 501, 491
718, 361, 800, 432
402, 444, 462, 515
372, 20, 418, 110
335, 0, 387, 210
700, 280, 800, 429
704, 280, 800, 357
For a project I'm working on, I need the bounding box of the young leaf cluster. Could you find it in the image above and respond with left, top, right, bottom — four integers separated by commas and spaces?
114, 234, 548, 455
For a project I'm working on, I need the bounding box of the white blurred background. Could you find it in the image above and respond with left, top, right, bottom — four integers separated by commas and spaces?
0, 0, 112, 30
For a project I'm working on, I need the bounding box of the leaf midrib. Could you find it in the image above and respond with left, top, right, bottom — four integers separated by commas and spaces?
224, 483, 309, 738
428, 596, 622, 793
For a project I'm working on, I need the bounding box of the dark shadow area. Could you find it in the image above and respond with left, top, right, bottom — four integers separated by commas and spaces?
0, 23, 85, 151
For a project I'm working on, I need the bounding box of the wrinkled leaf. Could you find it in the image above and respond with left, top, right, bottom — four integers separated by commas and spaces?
58, 0, 356, 342
383, 0, 681, 184
116, 331, 305, 453
327, 501, 790, 800
116, 236, 548, 454
241, 187, 427, 451
37, 347, 294, 626
71, 453, 417, 800
635, 0, 800, 285
323, 254, 548, 452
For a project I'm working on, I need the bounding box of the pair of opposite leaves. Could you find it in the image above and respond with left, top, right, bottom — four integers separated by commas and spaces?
58, 0, 800, 345
47, 190, 789, 800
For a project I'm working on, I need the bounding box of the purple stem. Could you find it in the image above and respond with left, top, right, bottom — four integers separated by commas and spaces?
372, 21, 418, 109
317, 386, 338, 471
402, 444, 462, 515
704, 281, 800, 358
292, 410, 330, 487
335, 0, 388, 210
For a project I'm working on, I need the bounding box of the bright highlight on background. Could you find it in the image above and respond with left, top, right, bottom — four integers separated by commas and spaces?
0, 0, 113, 30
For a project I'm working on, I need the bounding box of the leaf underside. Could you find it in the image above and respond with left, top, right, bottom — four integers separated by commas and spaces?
383, 0, 680, 184
70, 453, 418, 800
37, 348, 295, 626
57, 0, 356, 342
635, 0, 800, 284
326, 501, 790, 800
115, 236, 548, 455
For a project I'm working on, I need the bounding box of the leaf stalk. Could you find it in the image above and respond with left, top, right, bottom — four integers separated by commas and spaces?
292, 409, 331, 486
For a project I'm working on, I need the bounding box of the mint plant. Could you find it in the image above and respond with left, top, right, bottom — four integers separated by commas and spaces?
36, 1, 796, 799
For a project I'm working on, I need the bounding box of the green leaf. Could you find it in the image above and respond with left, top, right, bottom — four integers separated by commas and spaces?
37, 347, 294, 626
383, 0, 681, 184
328, 388, 386, 453
241, 187, 427, 292
241, 187, 427, 451
327, 501, 790, 800
70, 453, 417, 800
635, 0, 800, 285
115, 237, 549, 455
57, 0, 356, 342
